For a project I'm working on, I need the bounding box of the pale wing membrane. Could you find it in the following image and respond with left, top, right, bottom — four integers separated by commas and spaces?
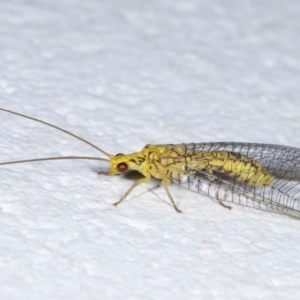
166, 143, 300, 218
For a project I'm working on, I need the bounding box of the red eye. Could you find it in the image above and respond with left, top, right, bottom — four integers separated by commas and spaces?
117, 162, 128, 173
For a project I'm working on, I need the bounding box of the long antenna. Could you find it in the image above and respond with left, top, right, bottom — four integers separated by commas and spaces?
0, 107, 111, 157
0, 156, 110, 166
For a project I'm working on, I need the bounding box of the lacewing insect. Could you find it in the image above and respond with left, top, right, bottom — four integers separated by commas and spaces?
1, 107, 300, 218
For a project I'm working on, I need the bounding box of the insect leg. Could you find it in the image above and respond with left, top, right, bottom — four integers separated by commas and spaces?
218, 200, 232, 210
113, 177, 150, 207
161, 181, 182, 213
215, 188, 232, 210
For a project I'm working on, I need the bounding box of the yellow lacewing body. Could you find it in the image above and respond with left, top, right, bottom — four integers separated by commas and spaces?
1, 108, 300, 218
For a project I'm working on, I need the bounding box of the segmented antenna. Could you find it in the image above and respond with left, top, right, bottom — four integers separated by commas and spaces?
0, 108, 112, 166
0, 107, 111, 157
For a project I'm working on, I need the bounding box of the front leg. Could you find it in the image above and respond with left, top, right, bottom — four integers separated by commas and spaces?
113, 176, 151, 207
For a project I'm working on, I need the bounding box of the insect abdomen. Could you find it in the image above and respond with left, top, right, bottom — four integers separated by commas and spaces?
158, 146, 274, 187
199, 151, 274, 187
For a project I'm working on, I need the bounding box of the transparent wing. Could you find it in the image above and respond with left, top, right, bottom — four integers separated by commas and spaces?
163, 142, 300, 218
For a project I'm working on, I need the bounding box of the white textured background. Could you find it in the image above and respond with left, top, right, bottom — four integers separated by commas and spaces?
0, 1, 300, 299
